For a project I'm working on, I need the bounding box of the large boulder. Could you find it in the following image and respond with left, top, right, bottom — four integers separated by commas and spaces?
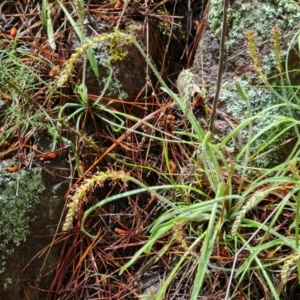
191, 0, 300, 167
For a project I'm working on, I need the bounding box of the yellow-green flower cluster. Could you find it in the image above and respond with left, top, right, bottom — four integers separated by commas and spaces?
57, 32, 131, 87
280, 252, 300, 292
245, 30, 267, 83
173, 221, 188, 251
271, 25, 282, 73
232, 190, 267, 236
62, 169, 130, 231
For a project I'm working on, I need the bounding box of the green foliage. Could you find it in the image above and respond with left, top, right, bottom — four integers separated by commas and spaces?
56, 0, 128, 99
206, 1, 300, 167
2, 1, 300, 297
71, 26, 300, 299
56, 0, 99, 78
0, 45, 62, 150
209, 0, 300, 79
220, 80, 296, 167
0, 49, 36, 101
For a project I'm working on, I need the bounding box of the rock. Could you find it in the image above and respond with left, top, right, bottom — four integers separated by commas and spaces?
0, 160, 69, 300
69, 21, 159, 101
191, 0, 300, 167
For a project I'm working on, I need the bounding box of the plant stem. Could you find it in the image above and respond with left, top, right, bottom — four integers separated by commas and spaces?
209, 0, 229, 133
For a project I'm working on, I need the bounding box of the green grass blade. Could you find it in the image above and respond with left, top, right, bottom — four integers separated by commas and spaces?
190, 203, 219, 299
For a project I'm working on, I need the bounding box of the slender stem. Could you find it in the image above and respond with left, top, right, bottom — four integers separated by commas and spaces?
209, 0, 229, 132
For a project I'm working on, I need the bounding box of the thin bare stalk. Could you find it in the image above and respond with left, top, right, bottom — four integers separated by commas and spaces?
209, 0, 229, 132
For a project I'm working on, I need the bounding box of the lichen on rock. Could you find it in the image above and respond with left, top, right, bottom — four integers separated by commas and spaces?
191, 0, 300, 167
209, 0, 300, 40
0, 166, 45, 287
